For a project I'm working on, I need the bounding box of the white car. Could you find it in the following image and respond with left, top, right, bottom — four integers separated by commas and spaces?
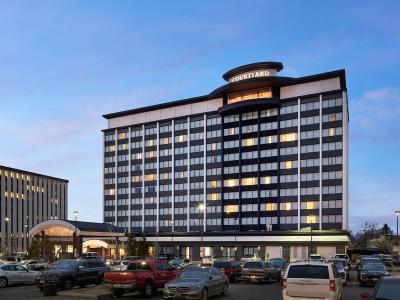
240, 254, 260, 265
0, 264, 39, 288
282, 261, 343, 300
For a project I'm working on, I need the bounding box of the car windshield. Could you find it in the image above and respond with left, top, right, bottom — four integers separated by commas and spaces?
375, 282, 400, 299
244, 254, 254, 258
310, 255, 322, 260
335, 255, 347, 259
179, 269, 209, 279
244, 262, 263, 269
269, 259, 284, 267
55, 260, 78, 269
170, 259, 184, 265
363, 258, 381, 264
288, 265, 329, 279
364, 263, 386, 271
213, 261, 231, 268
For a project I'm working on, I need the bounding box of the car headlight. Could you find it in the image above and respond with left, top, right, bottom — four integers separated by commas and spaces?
190, 285, 200, 292
384, 272, 390, 276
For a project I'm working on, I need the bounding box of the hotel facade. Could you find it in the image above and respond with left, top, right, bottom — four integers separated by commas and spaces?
0, 165, 68, 254
103, 62, 349, 261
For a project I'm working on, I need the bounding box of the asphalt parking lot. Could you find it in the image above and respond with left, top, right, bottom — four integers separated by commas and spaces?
0, 270, 374, 300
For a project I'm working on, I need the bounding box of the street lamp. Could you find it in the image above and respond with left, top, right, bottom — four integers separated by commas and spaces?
198, 204, 206, 258
5, 217, 10, 254
73, 211, 79, 221
395, 211, 400, 256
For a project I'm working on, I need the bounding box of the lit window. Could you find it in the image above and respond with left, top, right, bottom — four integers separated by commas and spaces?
132, 176, 141, 182
285, 203, 291, 210
145, 174, 156, 181
306, 202, 315, 209
177, 135, 185, 143
285, 161, 293, 169
118, 132, 126, 139
280, 133, 297, 142
224, 179, 238, 187
307, 215, 317, 224
210, 193, 219, 201
262, 176, 271, 184
225, 205, 239, 213
328, 128, 335, 136
228, 87, 272, 104
210, 181, 218, 188
242, 138, 257, 147
241, 177, 257, 186
211, 143, 217, 150
266, 203, 276, 211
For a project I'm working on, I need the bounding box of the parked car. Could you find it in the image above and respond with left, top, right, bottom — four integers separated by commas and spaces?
358, 262, 390, 286
240, 253, 260, 265
169, 258, 191, 270
19, 260, 39, 270
242, 261, 281, 283
212, 260, 241, 283
334, 254, 350, 265
358, 257, 385, 276
158, 253, 176, 262
32, 258, 50, 271
328, 259, 347, 285
36, 259, 108, 290
104, 259, 180, 297
0, 264, 39, 288
79, 252, 101, 260
3, 256, 23, 263
309, 254, 323, 260
163, 266, 229, 300
202, 256, 218, 266
282, 261, 343, 300
372, 254, 394, 271
360, 276, 400, 299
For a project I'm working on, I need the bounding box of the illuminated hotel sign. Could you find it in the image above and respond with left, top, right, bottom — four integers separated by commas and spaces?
228, 69, 277, 83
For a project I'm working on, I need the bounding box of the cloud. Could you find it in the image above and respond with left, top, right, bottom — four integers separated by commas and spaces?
350, 87, 400, 142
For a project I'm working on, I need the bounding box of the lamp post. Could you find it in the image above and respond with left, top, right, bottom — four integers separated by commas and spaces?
396, 211, 400, 257
5, 217, 10, 255
73, 211, 79, 221
24, 224, 29, 251
198, 204, 206, 258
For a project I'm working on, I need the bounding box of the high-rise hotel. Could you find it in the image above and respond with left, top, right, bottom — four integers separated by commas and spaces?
0, 165, 68, 254
103, 62, 349, 261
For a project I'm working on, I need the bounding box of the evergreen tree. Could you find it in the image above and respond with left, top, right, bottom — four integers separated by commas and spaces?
28, 237, 41, 259
127, 232, 137, 256
380, 223, 394, 236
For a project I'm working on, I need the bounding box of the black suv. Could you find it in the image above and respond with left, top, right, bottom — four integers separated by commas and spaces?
37, 259, 109, 290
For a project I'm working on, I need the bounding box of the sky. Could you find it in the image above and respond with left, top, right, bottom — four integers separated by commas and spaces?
0, 1, 399, 233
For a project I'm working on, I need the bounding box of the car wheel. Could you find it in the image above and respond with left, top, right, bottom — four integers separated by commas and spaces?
113, 289, 124, 297
62, 279, 73, 291
140, 281, 153, 298
222, 283, 228, 296
267, 274, 272, 284
201, 288, 208, 300
0, 277, 8, 288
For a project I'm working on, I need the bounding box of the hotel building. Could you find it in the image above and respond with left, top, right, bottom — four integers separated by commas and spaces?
0, 165, 68, 253
102, 62, 349, 261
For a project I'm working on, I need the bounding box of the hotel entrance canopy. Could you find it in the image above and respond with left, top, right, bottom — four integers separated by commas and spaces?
29, 220, 124, 258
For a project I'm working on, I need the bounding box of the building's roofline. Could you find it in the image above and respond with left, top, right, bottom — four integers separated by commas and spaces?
102, 69, 346, 120
0, 165, 69, 183
222, 61, 284, 81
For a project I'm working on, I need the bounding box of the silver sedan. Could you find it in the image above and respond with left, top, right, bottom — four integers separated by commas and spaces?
0, 264, 39, 288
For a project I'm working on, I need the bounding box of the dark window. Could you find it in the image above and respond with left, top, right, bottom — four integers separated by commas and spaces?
376, 282, 400, 299
1, 265, 16, 271
155, 262, 163, 271
244, 262, 263, 269
127, 263, 137, 271
287, 265, 329, 279
213, 261, 231, 269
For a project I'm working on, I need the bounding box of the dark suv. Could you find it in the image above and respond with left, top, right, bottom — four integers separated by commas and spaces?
37, 259, 109, 290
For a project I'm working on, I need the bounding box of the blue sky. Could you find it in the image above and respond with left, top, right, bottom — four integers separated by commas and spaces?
1, 1, 399, 232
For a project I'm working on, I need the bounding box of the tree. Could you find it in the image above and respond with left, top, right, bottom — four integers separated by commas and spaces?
28, 237, 41, 259
127, 233, 138, 256
137, 234, 151, 257
354, 221, 381, 247
380, 223, 394, 236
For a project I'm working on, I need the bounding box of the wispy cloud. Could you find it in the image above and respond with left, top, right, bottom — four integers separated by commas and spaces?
350, 87, 400, 142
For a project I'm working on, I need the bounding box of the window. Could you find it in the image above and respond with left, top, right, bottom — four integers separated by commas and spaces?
207, 116, 221, 126
323, 127, 343, 137
228, 88, 272, 104
322, 113, 342, 123
208, 193, 221, 201
262, 203, 277, 211
224, 127, 239, 136
224, 114, 239, 123
280, 133, 297, 142
281, 160, 297, 169
242, 138, 257, 147
242, 111, 258, 120
224, 179, 239, 187
306, 215, 318, 224
280, 119, 298, 128
322, 97, 342, 108
260, 108, 278, 117
301, 100, 320, 111
280, 104, 298, 115
260, 176, 277, 184
241, 177, 257, 186
322, 142, 342, 151
260, 135, 277, 144
224, 205, 239, 213
175, 135, 187, 143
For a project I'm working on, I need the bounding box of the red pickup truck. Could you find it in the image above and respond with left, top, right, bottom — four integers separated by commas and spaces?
103, 259, 180, 297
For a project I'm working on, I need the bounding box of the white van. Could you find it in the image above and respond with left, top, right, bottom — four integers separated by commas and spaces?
282, 261, 343, 300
